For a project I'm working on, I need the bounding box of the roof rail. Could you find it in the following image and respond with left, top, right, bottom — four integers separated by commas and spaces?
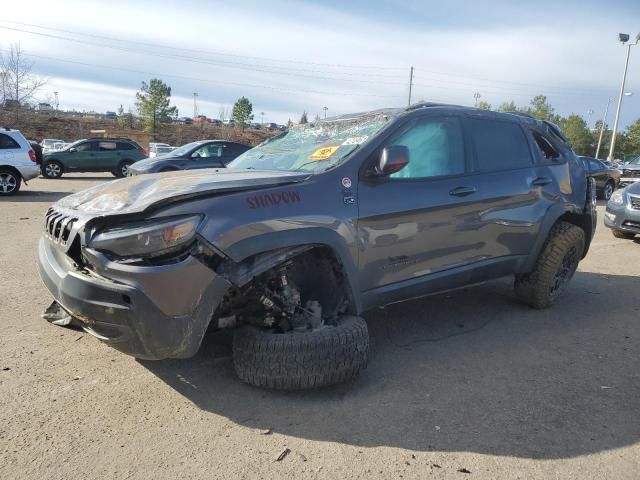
406, 101, 459, 111
507, 112, 536, 120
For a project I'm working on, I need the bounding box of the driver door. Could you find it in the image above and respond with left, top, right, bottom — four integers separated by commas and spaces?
67, 141, 98, 171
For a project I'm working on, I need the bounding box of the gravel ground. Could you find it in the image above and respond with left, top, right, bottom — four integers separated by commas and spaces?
1, 174, 639, 479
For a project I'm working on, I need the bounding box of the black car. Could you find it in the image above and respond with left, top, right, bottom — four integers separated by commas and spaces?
580, 156, 621, 200
38, 103, 596, 390
128, 140, 250, 175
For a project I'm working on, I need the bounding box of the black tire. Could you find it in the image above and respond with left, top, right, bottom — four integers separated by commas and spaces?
514, 221, 585, 309
114, 160, 133, 178
232, 315, 369, 391
612, 230, 636, 240
601, 181, 614, 200
0, 168, 21, 195
43, 160, 64, 179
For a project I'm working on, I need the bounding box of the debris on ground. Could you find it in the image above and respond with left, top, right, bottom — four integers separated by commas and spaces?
259, 428, 272, 435
276, 448, 291, 462
2, 367, 10, 371
457, 467, 471, 473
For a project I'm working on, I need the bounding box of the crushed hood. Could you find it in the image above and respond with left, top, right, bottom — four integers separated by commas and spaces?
55, 169, 310, 214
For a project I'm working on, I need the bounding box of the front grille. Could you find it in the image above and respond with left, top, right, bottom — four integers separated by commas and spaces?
44, 208, 78, 246
623, 170, 640, 178
630, 195, 640, 210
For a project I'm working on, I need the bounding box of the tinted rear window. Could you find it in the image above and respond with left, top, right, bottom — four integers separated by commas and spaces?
0, 133, 20, 149
117, 142, 136, 150
469, 118, 532, 171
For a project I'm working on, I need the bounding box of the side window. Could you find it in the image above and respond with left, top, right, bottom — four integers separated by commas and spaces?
0, 133, 20, 149
98, 141, 117, 151
468, 118, 533, 171
75, 141, 96, 152
532, 132, 559, 161
117, 142, 136, 151
193, 144, 221, 158
389, 116, 465, 179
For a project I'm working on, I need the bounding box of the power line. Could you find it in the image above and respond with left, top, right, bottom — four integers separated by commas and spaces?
2, 49, 404, 99
1, 20, 407, 71
0, 22, 609, 99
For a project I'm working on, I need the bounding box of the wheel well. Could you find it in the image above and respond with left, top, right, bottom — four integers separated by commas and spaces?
216, 246, 357, 329
556, 212, 590, 256
0, 165, 23, 180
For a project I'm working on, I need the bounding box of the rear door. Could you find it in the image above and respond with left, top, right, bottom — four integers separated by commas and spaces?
94, 141, 119, 171
586, 158, 609, 190
222, 143, 250, 165
462, 115, 542, 260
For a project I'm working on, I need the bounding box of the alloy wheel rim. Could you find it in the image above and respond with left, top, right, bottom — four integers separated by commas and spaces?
122, 164, 130, 176
0, 173, 17, 193
604, 184, 613, 199
46, 163, 61, 177
550, 246, 578, 297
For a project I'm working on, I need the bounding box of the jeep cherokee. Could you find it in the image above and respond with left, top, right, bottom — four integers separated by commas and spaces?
38, 103, 596, 390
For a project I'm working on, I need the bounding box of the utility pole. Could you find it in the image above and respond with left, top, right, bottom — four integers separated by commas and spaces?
473, 92, 481, 108
193, 92, 198, 118
608, 33, 638, 162
260, 111, 264, 125
323, 106, 328, 119
407, 66, 414, 107
595, 98, 611, 159
53, 91, 59, 111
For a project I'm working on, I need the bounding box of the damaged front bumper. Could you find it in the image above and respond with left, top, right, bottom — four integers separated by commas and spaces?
37, 237, 230, 360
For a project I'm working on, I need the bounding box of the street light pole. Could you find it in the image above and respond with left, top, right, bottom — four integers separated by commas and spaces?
323, 106, 328, 119
608, 33, 638, 162
595, 98, 611, 159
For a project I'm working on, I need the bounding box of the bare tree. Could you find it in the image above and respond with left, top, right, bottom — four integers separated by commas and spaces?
0, 43, 47, 105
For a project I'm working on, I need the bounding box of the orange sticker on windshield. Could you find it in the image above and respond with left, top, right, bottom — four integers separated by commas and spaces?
309, 146, 339, 160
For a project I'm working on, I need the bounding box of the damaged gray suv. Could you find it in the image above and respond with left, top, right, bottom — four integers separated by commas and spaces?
38, 103, 596, 390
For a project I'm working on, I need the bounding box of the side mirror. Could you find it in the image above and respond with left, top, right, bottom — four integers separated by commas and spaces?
375, 146, 410, 175
69, 147, 77, 153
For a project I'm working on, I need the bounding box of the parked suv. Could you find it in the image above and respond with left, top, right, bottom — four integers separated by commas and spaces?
0, 128, 40, 195
38, 104, 596, 390
42, 138, 147, 179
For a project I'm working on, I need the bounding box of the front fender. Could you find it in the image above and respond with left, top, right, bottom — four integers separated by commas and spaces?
211, 218, 362, 313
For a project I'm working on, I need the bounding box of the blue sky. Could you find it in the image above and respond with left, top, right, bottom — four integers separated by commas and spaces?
2, 0, 639, 127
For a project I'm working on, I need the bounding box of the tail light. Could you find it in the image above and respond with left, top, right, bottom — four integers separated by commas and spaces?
140, 148, 148, 157
28, 148, 37, 162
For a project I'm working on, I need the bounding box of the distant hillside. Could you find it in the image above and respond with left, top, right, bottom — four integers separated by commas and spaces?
0, 108, 279, 147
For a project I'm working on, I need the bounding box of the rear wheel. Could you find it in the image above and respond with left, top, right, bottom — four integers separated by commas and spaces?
514, 221, 585, 309
601, 181, 614, 200
114, 160, 133, 178
43, 160, 63, 179
0, 168, 21, 195
612, 230, 636, 240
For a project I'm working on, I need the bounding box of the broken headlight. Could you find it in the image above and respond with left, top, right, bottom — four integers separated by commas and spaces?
89, 215, 202, 258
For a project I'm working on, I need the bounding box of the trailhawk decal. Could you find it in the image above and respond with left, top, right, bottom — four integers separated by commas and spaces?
247, 190, 301, 208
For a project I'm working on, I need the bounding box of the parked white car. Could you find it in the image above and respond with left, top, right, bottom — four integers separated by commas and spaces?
149, 143, 174, 158
0, 128, 40, 195
41, 138, 65, 153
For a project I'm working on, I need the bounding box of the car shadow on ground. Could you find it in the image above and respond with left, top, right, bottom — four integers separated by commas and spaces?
140, 271, 639, 460
6, 190, 71, 203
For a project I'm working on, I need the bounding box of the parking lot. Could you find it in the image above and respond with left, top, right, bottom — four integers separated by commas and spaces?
1, 174, 639, 479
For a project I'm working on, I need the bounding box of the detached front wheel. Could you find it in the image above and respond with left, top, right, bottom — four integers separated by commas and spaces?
232, 315, 369, 390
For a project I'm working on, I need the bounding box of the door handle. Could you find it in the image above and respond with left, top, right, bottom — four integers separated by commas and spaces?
531, 176, 552, 186
449, 186, 477, 197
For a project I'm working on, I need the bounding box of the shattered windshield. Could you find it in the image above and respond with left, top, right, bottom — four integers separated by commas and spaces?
228, 113, 390, 172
